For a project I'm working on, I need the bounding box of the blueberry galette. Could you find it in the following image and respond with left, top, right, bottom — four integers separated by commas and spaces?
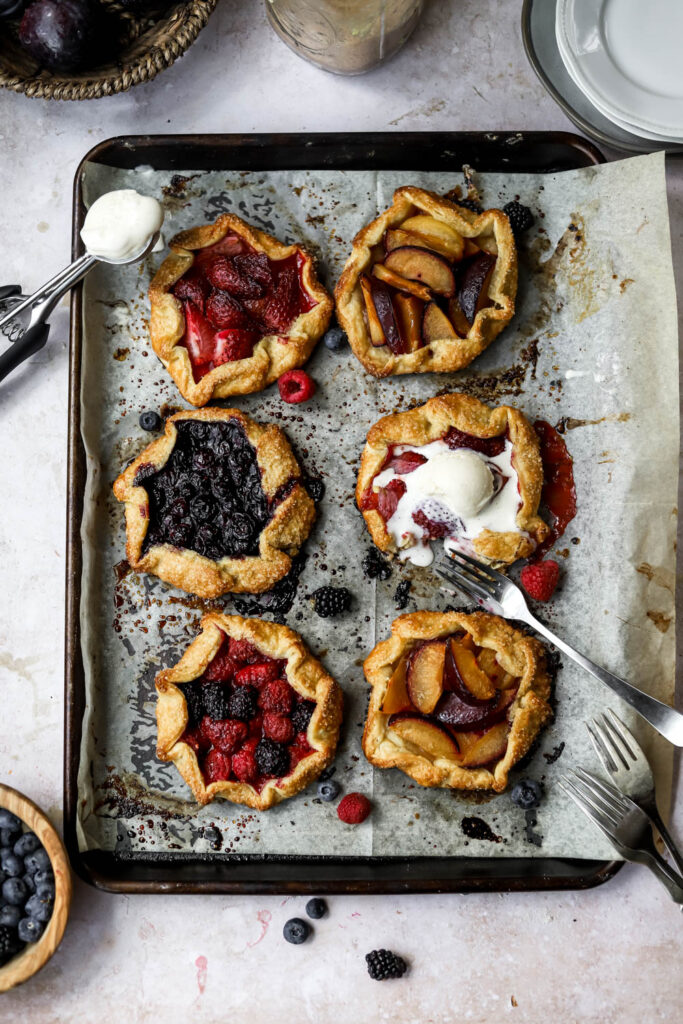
335, 186, 517, 378
149, 213, 333, 405
156, 613, 343, 808
362, 611, 551, 792
113, 409, 315, 597
356, 393, 549, 567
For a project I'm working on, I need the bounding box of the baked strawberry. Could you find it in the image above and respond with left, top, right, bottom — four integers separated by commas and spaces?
445, 427, 505, 457
173, 271, 209, 311
205, 288, 251, 329
203, 748, 231, 784
520, 559, 560, 602
213, 328, 259, 365
260, 264, 298, 331
182, 301, 215, 366
377, 479, 406, 521
263, 712, 295, 744
234, 661, 280, 688
387, 450, 427, 475
337, 793, 372, 824
205, 256, 265, 299
258, 678, 295, 715
235, 252, 273, 289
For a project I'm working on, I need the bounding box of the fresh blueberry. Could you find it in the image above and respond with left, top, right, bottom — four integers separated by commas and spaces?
24, 893, 53, 924
283, 917, 310, 944
34, 870, 55, 898
323, 326, 347, 351
305, 898, 327, 920
510, 778, 543, 810
139, 410, 162, 432
24, 848, 51, 875
0, 905, 20, 928
0, 810, 22, 831
0, 870, 6, 888
13, 833, 40, 858
317, 779, 340, 803
0, 851, 23, 878
2, 877, 27, 906
0, 827, 22, 849
18, 917, 45, 943
22, 874, 36, 895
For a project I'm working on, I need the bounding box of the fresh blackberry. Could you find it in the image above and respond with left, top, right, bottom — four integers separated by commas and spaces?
0, 924, 22, 966
365, 949, 408, 980
226, 686, 258, 722
291, 700, 315, 734
503, 201, 534, 236
255, 738, 289, 777
305, 898, 327, 920
183, 680, 204, 727
510, 778, 543, 810
201, 681, 230, 722
454, 196, 482, 214
362, 549, 392, 581
312, 586, 351, 618
394, 580, 411, 609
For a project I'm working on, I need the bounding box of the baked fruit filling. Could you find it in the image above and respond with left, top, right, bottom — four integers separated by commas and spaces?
381, 633, 519, 768
360, 427, 520, 566
360, 216, 497, 353
172, 234, 318, 379
135, 418, 286, 561
180, 633, 316, 790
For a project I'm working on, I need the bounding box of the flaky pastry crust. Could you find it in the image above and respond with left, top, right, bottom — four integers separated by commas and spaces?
149, 213, 333, 405
356, 392, 549, 564
156, 613, 343, 808
362, 611, 552, 792
113, 408, 315, 597
335, 186, 517, 378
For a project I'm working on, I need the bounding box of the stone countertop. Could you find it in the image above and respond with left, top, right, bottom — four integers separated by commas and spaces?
0, 1, 680, 1021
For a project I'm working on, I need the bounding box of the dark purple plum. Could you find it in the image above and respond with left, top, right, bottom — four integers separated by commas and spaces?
19, 0, 94, 72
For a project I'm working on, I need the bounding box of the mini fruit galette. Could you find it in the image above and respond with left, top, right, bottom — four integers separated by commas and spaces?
156, 613, 343, 808
113, 409, 315, 598
356, 393, 549, 567
334, 186, 517, 378
149, 213, 333, 405
363, 611, 551, 792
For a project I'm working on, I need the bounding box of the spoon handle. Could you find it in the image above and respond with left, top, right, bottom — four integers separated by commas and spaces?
0, 324, 50, 384
0, 253, 97, 332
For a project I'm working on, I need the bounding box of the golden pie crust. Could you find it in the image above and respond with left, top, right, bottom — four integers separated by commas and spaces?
335, 186, 517, 378
156, 612, 343, 809
362, 611, 552, 792
149, 213, 333, 406
356, 392, 549, 565
112, 408, 315, 597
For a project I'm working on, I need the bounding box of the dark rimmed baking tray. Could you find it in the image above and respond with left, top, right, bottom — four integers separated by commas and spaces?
65, 131, 621, 894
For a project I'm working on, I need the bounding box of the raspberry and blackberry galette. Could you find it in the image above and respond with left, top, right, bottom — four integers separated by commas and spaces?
149, 213, 333, 405
335, 186, 517, 378
356, 393, 549, 567
363, 611, 551, 792
113, 409, 315, 597
156, 613, 343, 808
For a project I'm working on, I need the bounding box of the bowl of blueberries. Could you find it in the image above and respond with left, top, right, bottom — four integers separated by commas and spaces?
0, 784, 71, 992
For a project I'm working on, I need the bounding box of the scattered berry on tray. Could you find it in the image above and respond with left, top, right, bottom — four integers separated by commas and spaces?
520, 559, 560, 602
362, 548, 392, 581
394, 579, 411, 609
305, 897, 327, 919
203, 826, 222, 847
510, 778, 543, 810
365, 949, 408, 980
278, 369, 316, 404
323, 326, 347, 350
337, 793, 371, 824
312, 586, 351, 618
283, 917, 311, 944
317, 779, 340, 803
139, 410, 162, 432
503, 200, 534, 236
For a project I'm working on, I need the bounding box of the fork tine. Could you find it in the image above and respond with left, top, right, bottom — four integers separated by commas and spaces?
604, 709, 638, 763
586, 720, 620, 774
435, 562, 491, 604
437, 555, 497, 595
559, 778, 619, 836
446, 549, 507, 585
594, 714, 630, 771
572, 767, 629, 812
564, 771, 621, 827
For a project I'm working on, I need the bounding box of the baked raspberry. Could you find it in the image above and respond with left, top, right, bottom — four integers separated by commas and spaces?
200, 716, 248, 754
213, 328, 259, 365
337, 793, 372, 825
182, 726, 211, 755
203, 649, 238, 682
228, 637, 260, 663
520, 559, 560, 602
278, 369, 316, 404
205, 289, 251, 329
232, 738, 259, 783
263, 713, 295, 744
203, 749, 231, 784
258, 678, 295, 715
234, 661, 280, 688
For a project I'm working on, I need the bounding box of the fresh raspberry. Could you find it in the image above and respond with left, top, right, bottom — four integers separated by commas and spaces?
203, 748, 231, 784
228, 637, 260, 664
213, 328, 259, 364
387, 451, 427, 475
182, 301, 215, 366
203, 648, 238, 682
182, 726, 211, 755
205, 256, 264, 299
278, 369, 315, 404
200, 716, 248, 754
205, 289, 251, 329
337, 793, 372, 825
263, 712, 295, 744
232, 738, 259, 783
234, 661, 280, 688
173, 271, 209, 311
234, 252, 273, 289
377, 479, 406, 521
258, 678, 295, 715
520, 559, 560, 602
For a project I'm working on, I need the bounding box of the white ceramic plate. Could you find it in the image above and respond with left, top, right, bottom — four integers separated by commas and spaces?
557, 0, 683, 137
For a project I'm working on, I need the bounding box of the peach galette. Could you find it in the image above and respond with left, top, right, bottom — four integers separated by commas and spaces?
149, 213, 333, 405
156, 613, 343, 809
113, 408, 315, 598
334, 186, 517, 378
362, 611, 551, 792
356, 393, 549, 567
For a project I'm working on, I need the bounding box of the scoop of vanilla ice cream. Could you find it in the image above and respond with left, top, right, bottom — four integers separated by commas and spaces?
409, 450, 494, 518
80, 189, 164, 261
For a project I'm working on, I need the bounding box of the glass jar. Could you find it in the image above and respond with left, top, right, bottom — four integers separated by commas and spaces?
265, 0, 424, 76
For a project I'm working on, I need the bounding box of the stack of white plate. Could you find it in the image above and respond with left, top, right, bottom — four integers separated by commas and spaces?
555, 0, 683, 144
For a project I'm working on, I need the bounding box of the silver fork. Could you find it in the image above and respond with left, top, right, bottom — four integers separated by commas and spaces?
436, 551, 683, 747
587, 709, 683, 874
559, 767, 683, 903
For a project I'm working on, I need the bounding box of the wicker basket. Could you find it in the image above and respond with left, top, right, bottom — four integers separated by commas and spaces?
0, 0, 218, 100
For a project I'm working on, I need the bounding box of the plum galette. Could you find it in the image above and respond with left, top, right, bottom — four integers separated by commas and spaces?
334, 186, 517, 378
362, 611, 552, 792
156, 613, 343, 808
113, 409, 315, 598
356, 393, 549, 567
149, 213, 333, 405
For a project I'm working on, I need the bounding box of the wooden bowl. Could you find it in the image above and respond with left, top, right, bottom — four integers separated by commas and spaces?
0, 783, 72, 993
0, 0, 218, 101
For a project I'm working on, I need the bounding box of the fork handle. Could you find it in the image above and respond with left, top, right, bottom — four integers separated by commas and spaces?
646, 805, 683, 877
522, 611, 683, 747
636, 848, 683, 904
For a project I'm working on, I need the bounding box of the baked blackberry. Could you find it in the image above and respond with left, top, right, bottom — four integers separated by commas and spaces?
226, 686, 258, 722
312, 586, 351, 618
291, 700, 315, 734
454, 196, 482, 214
365, 949, 408, 980
202, 681, 230, 721
503, 200, 534, 236
255, 738, 289, 777
362, 548, 391, 581
183, 680, 204, 727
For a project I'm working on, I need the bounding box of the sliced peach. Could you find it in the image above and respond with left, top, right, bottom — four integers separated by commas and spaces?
447, 296, 471, 337
450, 640, 496, 701
385, 227, 461, 262
476, 647, 511, 689
458, 252, 496, 324
401, 215, 465, 261
360, 274, 386, 347
385, 247, 455, 297
463, 239, 482, 257
393, 292, 424, 352
422, 302, 458, 344
406, 641, 446, 714
388, 713, 459, 760
372, 262, 432, 303
380, 658, 413, 715
459, 721, 509, 767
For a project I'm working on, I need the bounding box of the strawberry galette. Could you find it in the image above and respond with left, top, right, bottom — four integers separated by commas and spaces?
356, 393, 549, 567
149, 213, 333, 405
156, 613, 343, 808
335, 186, 517, 378
363, 611, 552, 792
